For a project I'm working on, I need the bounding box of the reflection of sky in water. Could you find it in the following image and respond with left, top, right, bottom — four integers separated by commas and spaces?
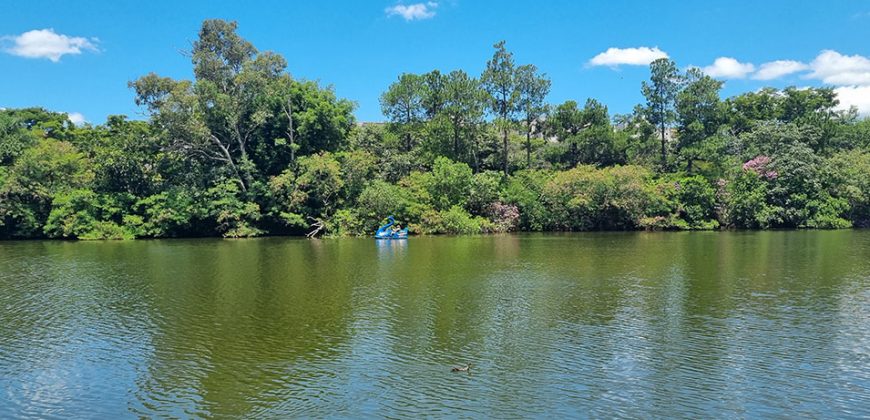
0, 232, 868, 418
375, 238, 408, 261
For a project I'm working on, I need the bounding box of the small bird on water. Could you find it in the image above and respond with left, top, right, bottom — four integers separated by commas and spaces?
451, 364, 471, 372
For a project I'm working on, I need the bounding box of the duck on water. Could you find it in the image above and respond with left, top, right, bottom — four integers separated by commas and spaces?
451, 364, 471, 372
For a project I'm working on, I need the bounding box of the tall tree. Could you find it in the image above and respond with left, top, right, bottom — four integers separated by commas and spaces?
421, 70, 447, 119
548, 100, 586, 138
722, 88, 783, 135
576, 99, 622, 166
781, 87, 841, 153
380, 73, 425, 151
547, 99, 619, 166
676, 67, 723, 171
258, 77, 356, 176
547, 100, 583, 166
442, 70, 486, 167
642, 58, 683, 168
515, 64, 551, 168
481, 41, 519, 176
130, 19, 284, 192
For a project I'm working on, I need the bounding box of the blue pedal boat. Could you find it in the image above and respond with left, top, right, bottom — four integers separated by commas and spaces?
375, 216, 408, 239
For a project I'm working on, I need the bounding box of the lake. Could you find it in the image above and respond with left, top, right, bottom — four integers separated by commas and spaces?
1, 231, 868, 418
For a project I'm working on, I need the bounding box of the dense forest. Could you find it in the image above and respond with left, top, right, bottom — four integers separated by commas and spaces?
2, 19, 870, 240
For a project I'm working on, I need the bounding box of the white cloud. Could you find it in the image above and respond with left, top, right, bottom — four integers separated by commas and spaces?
67, 112, 86, 125
730, 50, 870, 116
807, 50, 870, 86
752, 60, 809, 80
588, 47, 668, 67
385, 2, 438, 21
1, 28, 98, 62
702, 57, 755, 79
834, 85, 870, 116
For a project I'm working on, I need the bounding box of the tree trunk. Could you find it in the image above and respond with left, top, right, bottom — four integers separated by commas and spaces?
210, 134, 247, 193
570, 142, 578, 167
453, 123, 461, 161
503, 127, 509, 177
526, 127, 531, 169
238, 147, 253, 193
660, 123, 667, 169
471, 129, 480, 173
405, 105, 416, 153
306, 217, 325, 238
285, 97, 295, 164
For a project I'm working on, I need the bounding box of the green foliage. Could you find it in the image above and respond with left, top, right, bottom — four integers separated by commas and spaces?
737, 122, 821, 160
268, 168, 308, 229
337, 150, 377, 203
206, 180, 264, 238
0, 112, 38, 165
0, 139, 93, 237
399, 171, 436, 222
655, 175, 720, 229
268, 152, 344, 232
326, 209, 365, 237
767, 142, 823, 227
296, 152, 344, 215
541, 165, 657, 230
420, 205, 492, 235
516, 64, 551, 167
467, 170, 503, 214
357, 180, 411, 229
676, 68, 723, 171
501, 169, 552, 230
381, 73, 426, 152
804, 194, 852, 229
285, 80, 356, 156
643, 58, 683, 166
429, 157, 473, 210
823, 151, 870, 226
545, 99, 627, 167
726, 171, 778, 229
130, 19, 355, 197
2, 20, 869, 240
134, 190, 198, 237
482, 40, 521, 176
74, 115, 171, 196
833, 118, 870, 151
44, 189, 136, 240
441, 70, 486, 165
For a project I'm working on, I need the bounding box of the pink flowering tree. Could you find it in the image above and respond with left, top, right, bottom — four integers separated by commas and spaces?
742, 155, 778, 180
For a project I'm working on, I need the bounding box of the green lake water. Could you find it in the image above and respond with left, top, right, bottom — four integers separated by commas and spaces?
0, 231, 868, 418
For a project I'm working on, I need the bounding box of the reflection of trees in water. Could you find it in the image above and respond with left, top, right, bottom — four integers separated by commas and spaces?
365, 234, 668, 414
363, 231, 869, 416
1, 232, 867, 417
131, 238, 359, 417
676, 231, 867, 415
600, 231, 868, 416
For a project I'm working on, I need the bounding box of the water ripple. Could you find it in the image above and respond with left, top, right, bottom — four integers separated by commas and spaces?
0, 233, 867, 418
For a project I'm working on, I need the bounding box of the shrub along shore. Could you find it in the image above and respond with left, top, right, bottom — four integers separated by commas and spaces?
2, 20, 869, 240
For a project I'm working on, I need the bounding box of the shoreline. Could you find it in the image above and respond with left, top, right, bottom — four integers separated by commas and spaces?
1, 227, 864, 243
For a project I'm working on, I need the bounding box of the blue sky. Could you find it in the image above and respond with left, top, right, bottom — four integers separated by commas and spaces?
2, 0, 870, 125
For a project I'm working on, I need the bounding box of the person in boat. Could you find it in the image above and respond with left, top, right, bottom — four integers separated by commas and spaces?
392, 224, 403, 234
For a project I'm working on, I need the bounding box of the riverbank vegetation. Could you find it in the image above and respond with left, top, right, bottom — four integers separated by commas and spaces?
2, 19, 870, 239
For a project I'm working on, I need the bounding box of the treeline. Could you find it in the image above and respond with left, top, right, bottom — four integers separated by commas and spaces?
1, 20, 869, 240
